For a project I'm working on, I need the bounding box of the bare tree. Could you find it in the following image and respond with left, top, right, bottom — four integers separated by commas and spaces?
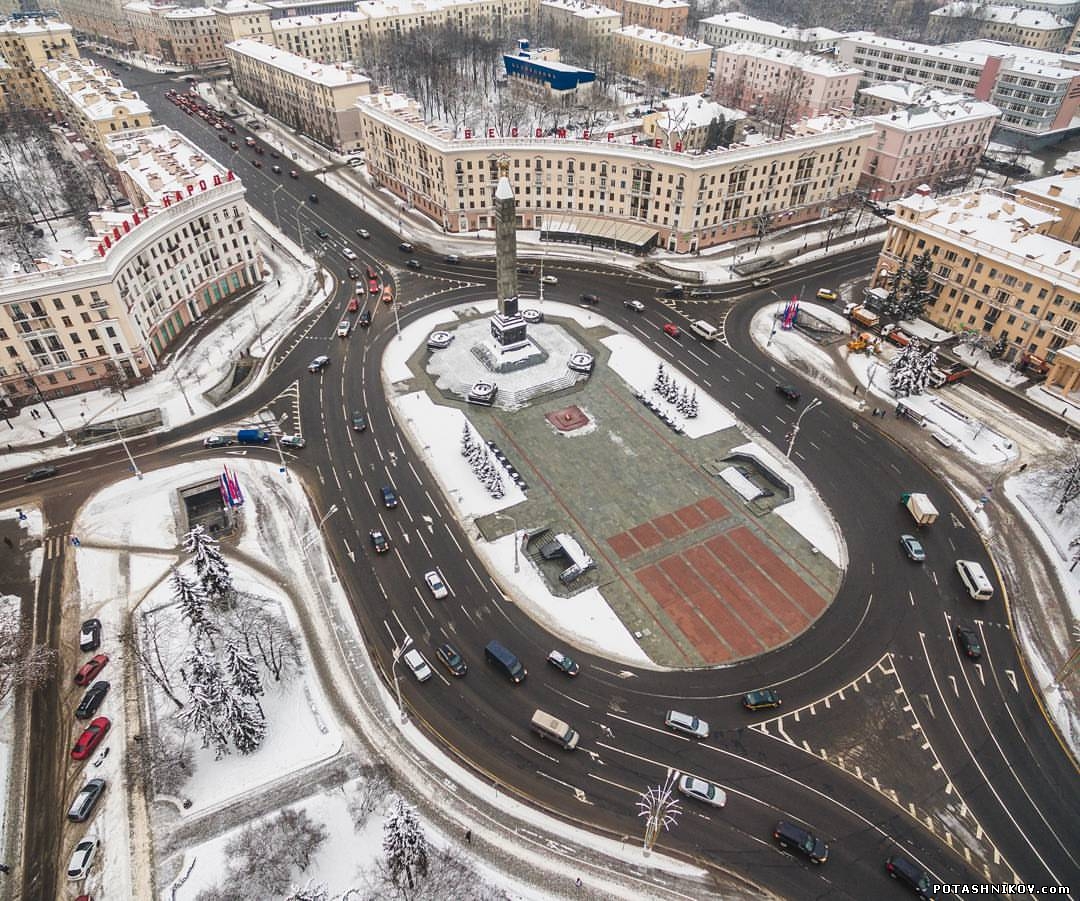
225, 600, 303, 682
124, 612, 186, 709
348, 763, 394, 828
0, 597, 56, 705
145, 732, 195, 796
1052, 445, 1080, 515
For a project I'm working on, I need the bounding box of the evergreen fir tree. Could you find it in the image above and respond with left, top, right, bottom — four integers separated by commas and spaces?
460, 422, 475, 459
176, 640, 231, 759
889, 343, 922, 397
225, 638, 263, 708
654, 363, 666, 392
184, 525, 235, 609
666, 379, 679, 403
899, 250, 933, 321
383, 797, 429, 890
688, 389, 699, 418
677, 386, 689, 413
881, 264, 907, 318
230, 692, 267, 755
171, 567, 216, 643
911, 347, 938, 395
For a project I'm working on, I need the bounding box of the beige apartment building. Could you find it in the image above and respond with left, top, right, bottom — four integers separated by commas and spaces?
40, 57, 153, 156
603, 0, 688, 34
1015, 167, 1080, 244
164, 7, 225, 66
699, 12, 844, 52
928, 2, 1074, 51
124, 2, 175, 58
271, 12, 365, 63
226, 38, 370, 151
57, 0, 134, 48
212, 0, 273, 45
0, 126, 261, 406
356, 90, 874, 253
614, 25, 711, 94
536, 0, 621, 40
873, 186, 1079, 364
0, 17, 77, 111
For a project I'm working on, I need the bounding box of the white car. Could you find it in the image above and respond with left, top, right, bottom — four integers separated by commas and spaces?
67, 837, 99, 880
540, 274, 558, 285
403, 648, 432, 682
624, 299, 645, 312
424, 570, 449, 599
665, 710, 709, 739
336, 320, 351, 338
342, 248, 358, 261
678, 774, 726, 807
279, 434, 306, 449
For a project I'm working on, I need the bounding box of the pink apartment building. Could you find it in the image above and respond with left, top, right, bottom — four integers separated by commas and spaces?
604, 0, 689, 34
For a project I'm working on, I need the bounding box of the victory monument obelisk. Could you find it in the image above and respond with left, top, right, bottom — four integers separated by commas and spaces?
488, 161, 529, 353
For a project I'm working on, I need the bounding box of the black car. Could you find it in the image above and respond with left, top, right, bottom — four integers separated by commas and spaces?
774, 821, 829, 864
79, 619, 102, 652
885, 855, 934, 899
308, 193, 319, 203
955, 624, 982, 659
369, 529, 389, 553
580, 294, 599, 305
398, 242, 414, 253
346, 265, 359, 280
351, 412, 367, 432
358, 310, 372, 328
24, 466, 58, 482
315, 228, 329, 240
776, 384, 801, 403
381, 485, 398, 508
75, 680, 110, 719
406, 259, 422, 270
436, 643, 468, 677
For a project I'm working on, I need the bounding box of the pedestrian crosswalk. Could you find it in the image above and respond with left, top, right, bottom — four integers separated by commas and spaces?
43, 534, 69, 559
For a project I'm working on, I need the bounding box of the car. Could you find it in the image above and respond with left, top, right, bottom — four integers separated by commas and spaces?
251, 159, 262, 168
71, 716, 110, 760
368, 277, 380, 295
357, 228, 371, 239
900, 534, 926, 562
336, 320, 351, 338
424, 570, 448, 599
67, 837, 100, 880
816, 288, 839, 302
751, 276, 772, 288
308, 355, 330, 373
79, 619, 102, 652
347, 297, 359, 313
218, 132, 227, 141
271, 164, 281, 174
67, 778, 106, 822
664, 710, 709, 738
358, 310, 372, 328
229, 141, 238, 150
398, 242, 414, 252
775, 384, 801, 403
547, 649, 580, 676
580, 293, 599, 305
742, 688, 782, 710
624, 299, 645, 312
402, 648, 432, 682
315, 228, 329, 240
75, 654, 109, 686
678, 774, 727, 808
75, 681, 110, 720
308, 193, 318, 203
380, 485, 398, 508
540, 274, 558, 284
406, 259, 422, 270
289, 169, 298, 178
203, 434, 234, 448
444, 254, 460, 263
351, 412, 368, 432
270, 151, 279, 159
24, 466, 58, 482
436, 643, 467, 676
342, 248, 357, 261
369, 529, 389, 553
279, 434, 306, 449
774, 821, 829, 864
662, 323, 681, 338
346, 265, 359, 280
885, 855, 934, 899
955, 624, 982, 659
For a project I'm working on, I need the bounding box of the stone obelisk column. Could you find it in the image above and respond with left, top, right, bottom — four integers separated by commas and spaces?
489, 160, 527, 351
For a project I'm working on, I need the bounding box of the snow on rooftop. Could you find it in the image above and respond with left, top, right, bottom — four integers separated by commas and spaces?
859, 80, 974, 107
271, 10, 366, 30
931, 1, 1073, 29
227, 38, 370, 87
719, 41, 861, 75
651, 93, 745, 129
163, 6, 217, 18
1017, 167, 1080, 208
106, 125, 232, 198
701, 11, 843, 42
211, 0, 271, 11
864, 97, 1001, 130
616, 24, 710, 50
0, 17, 73, 35
40, 58, 152, 121
539, 0, 620, 19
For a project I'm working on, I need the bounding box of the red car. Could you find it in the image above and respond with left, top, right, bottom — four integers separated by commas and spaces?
368, 277, 379, 295
71, 716, 110, 760
75, 654, 108, 686
347, 297, 359, 313
663, 323, 681, 338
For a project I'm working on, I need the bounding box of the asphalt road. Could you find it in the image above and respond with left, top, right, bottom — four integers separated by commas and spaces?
9, 57, 1079, 901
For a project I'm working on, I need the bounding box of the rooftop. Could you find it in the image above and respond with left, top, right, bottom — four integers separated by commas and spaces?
718, 41, 862, 75
0, 16, 73, 35
271, 10, 365, 30
930, 2, 1073, 30
616, 24, 711, 50
227, 38, 371, 86
538, 0, 620, 19
1016, 166, 1080, 209
40, 58, 152, 121
650, 93, 745, 130
859, 80, 974, 107
700, 11, 843, 43
211, 0, 272, 12
864, 97, 1001, 130
122, 2, 178, 13
623, 0, 688, 7
164, 6, 218, 19
844, 32, 1080, 77
106, 125, 232, 201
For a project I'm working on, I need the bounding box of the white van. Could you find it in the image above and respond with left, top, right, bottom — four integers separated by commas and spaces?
690, 320, 721, 341
530, 709, 579, 750
956, 560, 993, 600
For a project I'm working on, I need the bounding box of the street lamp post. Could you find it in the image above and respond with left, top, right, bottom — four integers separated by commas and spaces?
262, 411, 291, 482
114, 420, 142, 479
786, 397, 822, 459
391, 635, 413, 724
494, 512, 519, 573
295, 198, 306, 253
300, 503, 338, 548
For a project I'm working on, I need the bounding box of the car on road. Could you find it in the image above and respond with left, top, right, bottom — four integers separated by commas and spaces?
424, 570, 448, 599
67, 778, 106, 822
280, 434, 306, 449
580, 293, 599, 305
885, 855, 933, 899
79, 619, 101, 652
203, 434, 234, 448
308, 355, 330, 373
751, 277, 772, 288
742, 688, 782, 710
351, 412, 367, 432
436, 643, 467, 677
336, 320, 351, 338
24, 466, 58, 482
76, 681, 110, 719
342, 248, 357, 261
406, 259, 422, 270
75, 654, 109, 686
71, 716, 110, 760
662, 323, 681, 339
539, 274, 558, 285
67, 837, 100, 880
403, 648, 432, 682
380, 485, 398, 508
775, 384, 801, 403
347, 298, 360, 315
369, 529, 389, 554
315, 228, 329, 240
346, 265, 359, 280
308, 193, 318, 203
289, 170, 298, 178
444, 254, 460, 264
358, 310, 372, 328
665, 710, 709, 738
678, 775, 727, 808
251, 159, 262, 168
816, 288, 838, 302
229, 141, 239, 150
774, 821, 829, 864
368, 277, 380, 295
900, 534, 926, 562
356, 228, 370, 239
398, 242, 414, 253
624, 299, 645, 312
271, 164, 281, 174
955, 624, 982, 659
547, 649, 580, 677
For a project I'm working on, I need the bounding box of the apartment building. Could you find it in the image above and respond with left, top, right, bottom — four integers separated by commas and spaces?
713, 44, 862, 124
356, 90, 874, 253
56, 0, 134, 48
354, 0, 530, 42
123, 2, 175, 58
270, 12, 365, 62
837, 34, 1080, 140
0, 16, 77, 110
0, 126, 261, 406
614, 25, 711, 94
603, 0, 688, 34
40, 57, 152, 156
928, 2, 1074, 51
640, 92, 746, 150
874, 185, 1078, 363
1015, 167, 1080, 243
212, 0, 273, 44
858, 92, 1000, 200
699, 12, 844, 53
536, 0, 621, 41
226, 38, 370, 151
164, 7, 225, 66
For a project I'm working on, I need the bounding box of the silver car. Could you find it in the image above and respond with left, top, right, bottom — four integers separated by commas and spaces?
67, 837, 99, 880
678, 774, 726, 808
665, 710, 709, 739
403, 648, 432, 682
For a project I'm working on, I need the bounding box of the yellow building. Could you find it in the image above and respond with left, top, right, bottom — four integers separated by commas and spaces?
614, 25, 711, 94
0, 16, 77, 111
56, 0, 134, 48
163, 7, 225, 66
1015, 168, 1080, 246
212, 0, 272, 45
356, 90, 873, 253
928, 2, 1074, 51
123, 2, 175, 58
873, 186, 1080, 365
606, 0, 688, 34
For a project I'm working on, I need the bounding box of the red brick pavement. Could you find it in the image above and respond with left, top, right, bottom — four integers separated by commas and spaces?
635, 564, 735, 661
607, 532, 641, 561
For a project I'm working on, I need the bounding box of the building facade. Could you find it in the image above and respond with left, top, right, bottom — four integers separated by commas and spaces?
873, 185, 1078, 364
536, 0, 620, 41
928, 2, 1075, 50
604, 0, 688, 34
56, 0, 134, 48
0, 17, 77, 111
123, 2, 176, 58
226, 37, 370, 150
699, 12, 844, 52
163, 7, 225, 66
0, 126, 262, 406
356, 90, 874, 254
212, 0, 273, 44
1015, 167, 1080, 243
614, 25, 711, 94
